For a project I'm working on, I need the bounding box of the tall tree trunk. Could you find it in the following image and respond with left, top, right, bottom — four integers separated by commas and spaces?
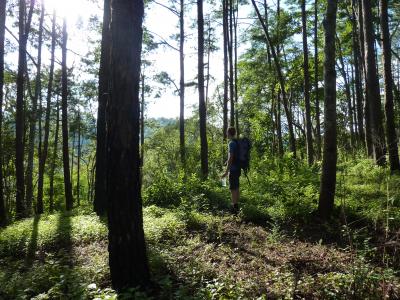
198, 0, 208, 179
357, 0, 372, 156
0, 0, 6, 226
16, 0, 34, 218
301, 0, 314, 165
37, 9, 56, 214
362, 0, 386, 166
61, 18, 74, 211
76, 113, 81, 206
380, 0, 400, 171
234, 0, 239, 134
318, 0, 338, 219
223, 0, 228, 143
179, 0, 185, 168
107, 0, 150, 290
70, 131, 75, 188
26, 0, 44, 214
277, 90, 283, 156
228, 0, 234, 127
251, 0, 296, 156
49, 98, 60, 212
337, 38, 355, 149
314, 0, 321, 160
94, 0, 111, 216
351, 0, 364, 144
140, 74, 145, 168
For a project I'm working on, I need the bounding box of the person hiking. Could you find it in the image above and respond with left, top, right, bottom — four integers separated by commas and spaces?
221, 127, 241, 214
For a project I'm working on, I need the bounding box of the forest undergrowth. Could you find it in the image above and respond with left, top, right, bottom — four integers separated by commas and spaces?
1, 158, 400, 299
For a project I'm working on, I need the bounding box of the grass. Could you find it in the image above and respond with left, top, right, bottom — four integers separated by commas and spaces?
1, 159, 400, 299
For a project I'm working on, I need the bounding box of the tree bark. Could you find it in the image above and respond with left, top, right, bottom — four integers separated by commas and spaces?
314, 0, 321, 160
318, 0, 337, 219
362, 0, 386, 166
228, 0, 234, 127
351, 0, 364, 144
179, 0, 185, 168
16, 0, 34, 218
198, 0, 208, 179
61, 18, 74, 210
94, 0, 111, 216
107, 0, 150, 290
76, 113, 81, 206
0, 0, 6, 226
380, 0, 400, 171
301, 0, 314, 165
223, 0, 228, 144
26, 0, 44, 214
49, 98, 60, 212
37, 9, 56, 214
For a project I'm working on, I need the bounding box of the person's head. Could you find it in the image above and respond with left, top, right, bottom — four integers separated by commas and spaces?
227, 127, 236, 139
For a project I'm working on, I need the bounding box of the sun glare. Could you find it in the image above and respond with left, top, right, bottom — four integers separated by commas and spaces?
43, 0, 84, 22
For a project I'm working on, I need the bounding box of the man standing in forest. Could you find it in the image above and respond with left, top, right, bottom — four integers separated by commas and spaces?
222, 127, 241, 214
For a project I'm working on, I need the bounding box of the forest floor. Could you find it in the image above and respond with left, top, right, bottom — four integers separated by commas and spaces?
1, 203, 399, 299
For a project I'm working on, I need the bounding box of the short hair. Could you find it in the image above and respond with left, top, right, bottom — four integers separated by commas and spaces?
227, 127, 236, 137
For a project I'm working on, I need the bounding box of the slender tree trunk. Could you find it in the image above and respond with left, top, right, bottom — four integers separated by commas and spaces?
16, 0, 34, 217
223, 0, 228, 143
318, 0, 338, 219
37, 9, 56, 214
228, 0, 234, 127
251, 0, 296, 156
234, 0, 239, 134
0, 0, 6, 226
351, 0, 364, 144
314, 0, 321, 160
76, 113, 81, 206
107, 0, 150, 290
179, 0, 185, 168
26, 1, 44, 214
70, 131, 75, 188
301, 0, 314, 165
198, 0, 208, 179
380, 0, 400, 171
362, 0, 386, 166
357, 0, 372, 156
94, 0, 111, 216
337, 39, 355, 149
61, 18, 74, 210
277, 91, 283, 156
49, 98, 60, 212
140, 74, 145, 168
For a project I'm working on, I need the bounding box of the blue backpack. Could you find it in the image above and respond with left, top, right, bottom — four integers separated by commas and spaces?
234, 137, 252, 184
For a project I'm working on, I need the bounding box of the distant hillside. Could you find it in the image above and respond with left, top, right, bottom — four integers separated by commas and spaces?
144, 117, 177, 138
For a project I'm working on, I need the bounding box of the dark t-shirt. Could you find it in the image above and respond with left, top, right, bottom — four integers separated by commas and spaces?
228, 140, 240, 172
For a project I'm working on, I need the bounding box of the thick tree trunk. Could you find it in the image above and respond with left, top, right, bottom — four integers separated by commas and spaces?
107, 0, 150, 290
37, 9, 56, 214
26, 1, 44, 214
49, 99, 60, 212
94, 0, 111, 216
362, 0, 386, 166
179, 0, 185, 168
251, 0, 296, 156
198, 0, 208, 179
380, 0, 400, 171
314, 0, 321, 160
61, 18, 74, 211
0, 0, 6, 226
318, 0, 337, 219
301, 0, 314, 165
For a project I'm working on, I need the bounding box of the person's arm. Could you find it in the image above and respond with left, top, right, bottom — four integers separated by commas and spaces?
222, 149, 234, 177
